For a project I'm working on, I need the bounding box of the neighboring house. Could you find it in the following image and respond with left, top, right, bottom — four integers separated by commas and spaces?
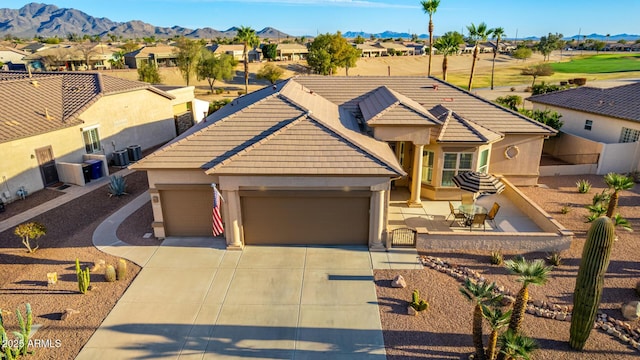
23, 44, 118, 71
404, 42, 428, 55
377, 42, 414, 56
0, 71, 195, 200
207, 44, 261, 62
529, 82, 640, 174
276, 43, 308, 61
355, 43, 387, 57
124, 45, 177, 69
0, 46, 28, 67
19, 42, 49, 54
131, 76, 555, 249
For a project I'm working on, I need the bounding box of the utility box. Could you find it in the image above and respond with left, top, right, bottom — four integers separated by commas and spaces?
84, 159, 103, 180
127, 145, 142, 162
112, 150, 130, 167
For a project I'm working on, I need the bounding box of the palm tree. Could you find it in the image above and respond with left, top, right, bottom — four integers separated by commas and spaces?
503, 259, 550, 335
604, 173, 635, 218
490, 27, 505, 90
460, 279, 501, 360
467, 22, 493, 91
421, 0, 440, 76
434, 31, 463, 81
482, 305, 512, 360
498, 330, 538, 360
237, 26, 259, 94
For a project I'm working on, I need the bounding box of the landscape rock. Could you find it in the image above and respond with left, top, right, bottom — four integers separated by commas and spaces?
621, 301, 640, 321
46, 272, 57, 285
61, 308, 80, 321
91, 259, 106, 272
391, 275, 407, 288
88, 285, 98, 291
407, 305, 417, 316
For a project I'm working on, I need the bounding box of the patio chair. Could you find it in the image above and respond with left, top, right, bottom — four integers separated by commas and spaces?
486, 202, 500, 228
469, 213, 487, 231
461, 193, 475, 206
447, 201, 467, 226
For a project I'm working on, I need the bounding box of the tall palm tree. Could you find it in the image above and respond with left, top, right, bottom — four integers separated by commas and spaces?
434, 31, 463, 81
237, 26, 259, 94
421, 0, 440, 77
466, 22, 493, 91
490, 27, 505, 90
504, 259, 551, 334
498, 330, 538, 360
482, 305, 512, 360
460, 279, 501, 360
604, 173, 635, 218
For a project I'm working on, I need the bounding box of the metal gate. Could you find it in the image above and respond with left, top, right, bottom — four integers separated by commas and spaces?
391, 227, 416, 247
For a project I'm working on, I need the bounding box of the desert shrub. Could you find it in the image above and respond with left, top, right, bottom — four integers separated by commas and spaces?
14, 222, 47, 253
532, 82, 570, 95
546, 251, 562, 266
237, 90, 246, 96
576, 179, 592, 193
208, 98, 232, 115
561, 206, 570, 214
215, 87, 224, 94
495, 95, 522, 111
490, 250, 504, 265
573, 78, 587, 86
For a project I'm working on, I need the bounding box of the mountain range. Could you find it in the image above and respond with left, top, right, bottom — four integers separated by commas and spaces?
0, 3, 291, 39
1, 3, 639, 42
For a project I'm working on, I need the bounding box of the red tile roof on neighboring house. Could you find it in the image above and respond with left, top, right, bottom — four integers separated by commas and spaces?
528, 82, 640, 122
0, 71, 173, 143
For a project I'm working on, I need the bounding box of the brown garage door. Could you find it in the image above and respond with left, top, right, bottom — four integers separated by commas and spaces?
241, 191, 370, 245
161, 187, 213, 237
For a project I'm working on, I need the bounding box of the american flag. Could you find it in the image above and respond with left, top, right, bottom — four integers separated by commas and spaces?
212, 184, 224, 236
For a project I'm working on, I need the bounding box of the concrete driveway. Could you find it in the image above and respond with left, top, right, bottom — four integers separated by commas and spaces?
77, 235, 420, 359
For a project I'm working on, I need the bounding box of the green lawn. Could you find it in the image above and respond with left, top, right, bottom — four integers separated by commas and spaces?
551, 54, 640, 73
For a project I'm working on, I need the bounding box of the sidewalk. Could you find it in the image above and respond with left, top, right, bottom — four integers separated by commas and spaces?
0, 169, 133, 233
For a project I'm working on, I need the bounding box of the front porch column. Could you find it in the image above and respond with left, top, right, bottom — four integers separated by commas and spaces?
369, 187, 386, 252
222, 189, 243, 250
408, 143, 425, 208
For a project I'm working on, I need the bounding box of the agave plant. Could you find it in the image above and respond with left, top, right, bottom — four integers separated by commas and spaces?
576, 179, 591, 193
108, 175, 128, 197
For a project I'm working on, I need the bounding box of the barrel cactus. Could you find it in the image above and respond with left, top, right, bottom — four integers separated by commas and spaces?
569, 216, 615, 350
104, 265, 116, 282
116, 259, 127, 281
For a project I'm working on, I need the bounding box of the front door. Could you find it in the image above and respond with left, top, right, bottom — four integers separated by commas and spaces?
35, 146, 59, 186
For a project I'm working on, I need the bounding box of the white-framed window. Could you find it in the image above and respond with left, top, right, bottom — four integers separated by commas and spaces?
584, 119, 593, 131
83, 127, 101, 153
478, 149, 489, 173
620, 127, 640, 143
421, 150, 435, 185
442, 152, 473, 187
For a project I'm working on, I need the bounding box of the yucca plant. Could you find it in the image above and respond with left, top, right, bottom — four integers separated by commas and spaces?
576, 179, 591, 193
570, 216, 615, 350
108, 175, 128, 197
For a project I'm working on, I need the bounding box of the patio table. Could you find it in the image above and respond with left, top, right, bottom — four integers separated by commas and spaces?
458, 204, 487, 226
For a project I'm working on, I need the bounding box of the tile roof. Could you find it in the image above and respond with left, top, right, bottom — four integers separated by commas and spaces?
527, 82, 640, 122
133, 76, 556, 175
359, 86, 441, 126
0, 71, 173, 143
430, 105, 503, 143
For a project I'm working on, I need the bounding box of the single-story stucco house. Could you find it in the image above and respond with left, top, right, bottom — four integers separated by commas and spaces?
131, 76, 556, 250
0, 71, 196, 201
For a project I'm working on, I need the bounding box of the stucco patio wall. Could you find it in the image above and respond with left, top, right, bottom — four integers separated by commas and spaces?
416, 231, 572, 252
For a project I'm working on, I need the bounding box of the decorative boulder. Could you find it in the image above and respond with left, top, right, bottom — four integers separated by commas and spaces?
391, 275, 407, 288
621, 301, 640, 321
61, 308, 80, 321
407, 305, 417, 316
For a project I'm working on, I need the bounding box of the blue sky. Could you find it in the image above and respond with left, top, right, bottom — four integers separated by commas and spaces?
6, 0, 640, 38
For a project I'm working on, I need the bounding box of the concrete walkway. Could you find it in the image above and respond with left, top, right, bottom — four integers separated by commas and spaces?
77, 192, 421, 359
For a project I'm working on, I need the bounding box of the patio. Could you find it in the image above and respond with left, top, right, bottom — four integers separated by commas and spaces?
387, 178, 574, 252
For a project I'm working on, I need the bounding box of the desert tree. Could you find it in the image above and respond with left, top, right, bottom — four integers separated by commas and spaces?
512, 45, 532, 61
237, 26, 260, 94
536, 33, 563, 61
137, 62, 162, 84
14, 222, 47, 253
503, 258, 551, 334
467, 22, 493, 91
121, 40, 140, 54
420, 0, 440, 76
495, 95, 523, 111
521, 63, 554, 87
261, 43, 278, 61
307, 32, 361, 76
490, 27, 505, 90
109, 50, 126, 69
433, 31, 464, 81
197, 52, 237, 93
604, 173, 635, 218
460, 279, 501, 360
175, 37, 204, 86
257, 63, 284, 84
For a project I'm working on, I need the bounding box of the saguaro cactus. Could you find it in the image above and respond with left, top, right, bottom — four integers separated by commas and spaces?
569, 216, 615, 350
